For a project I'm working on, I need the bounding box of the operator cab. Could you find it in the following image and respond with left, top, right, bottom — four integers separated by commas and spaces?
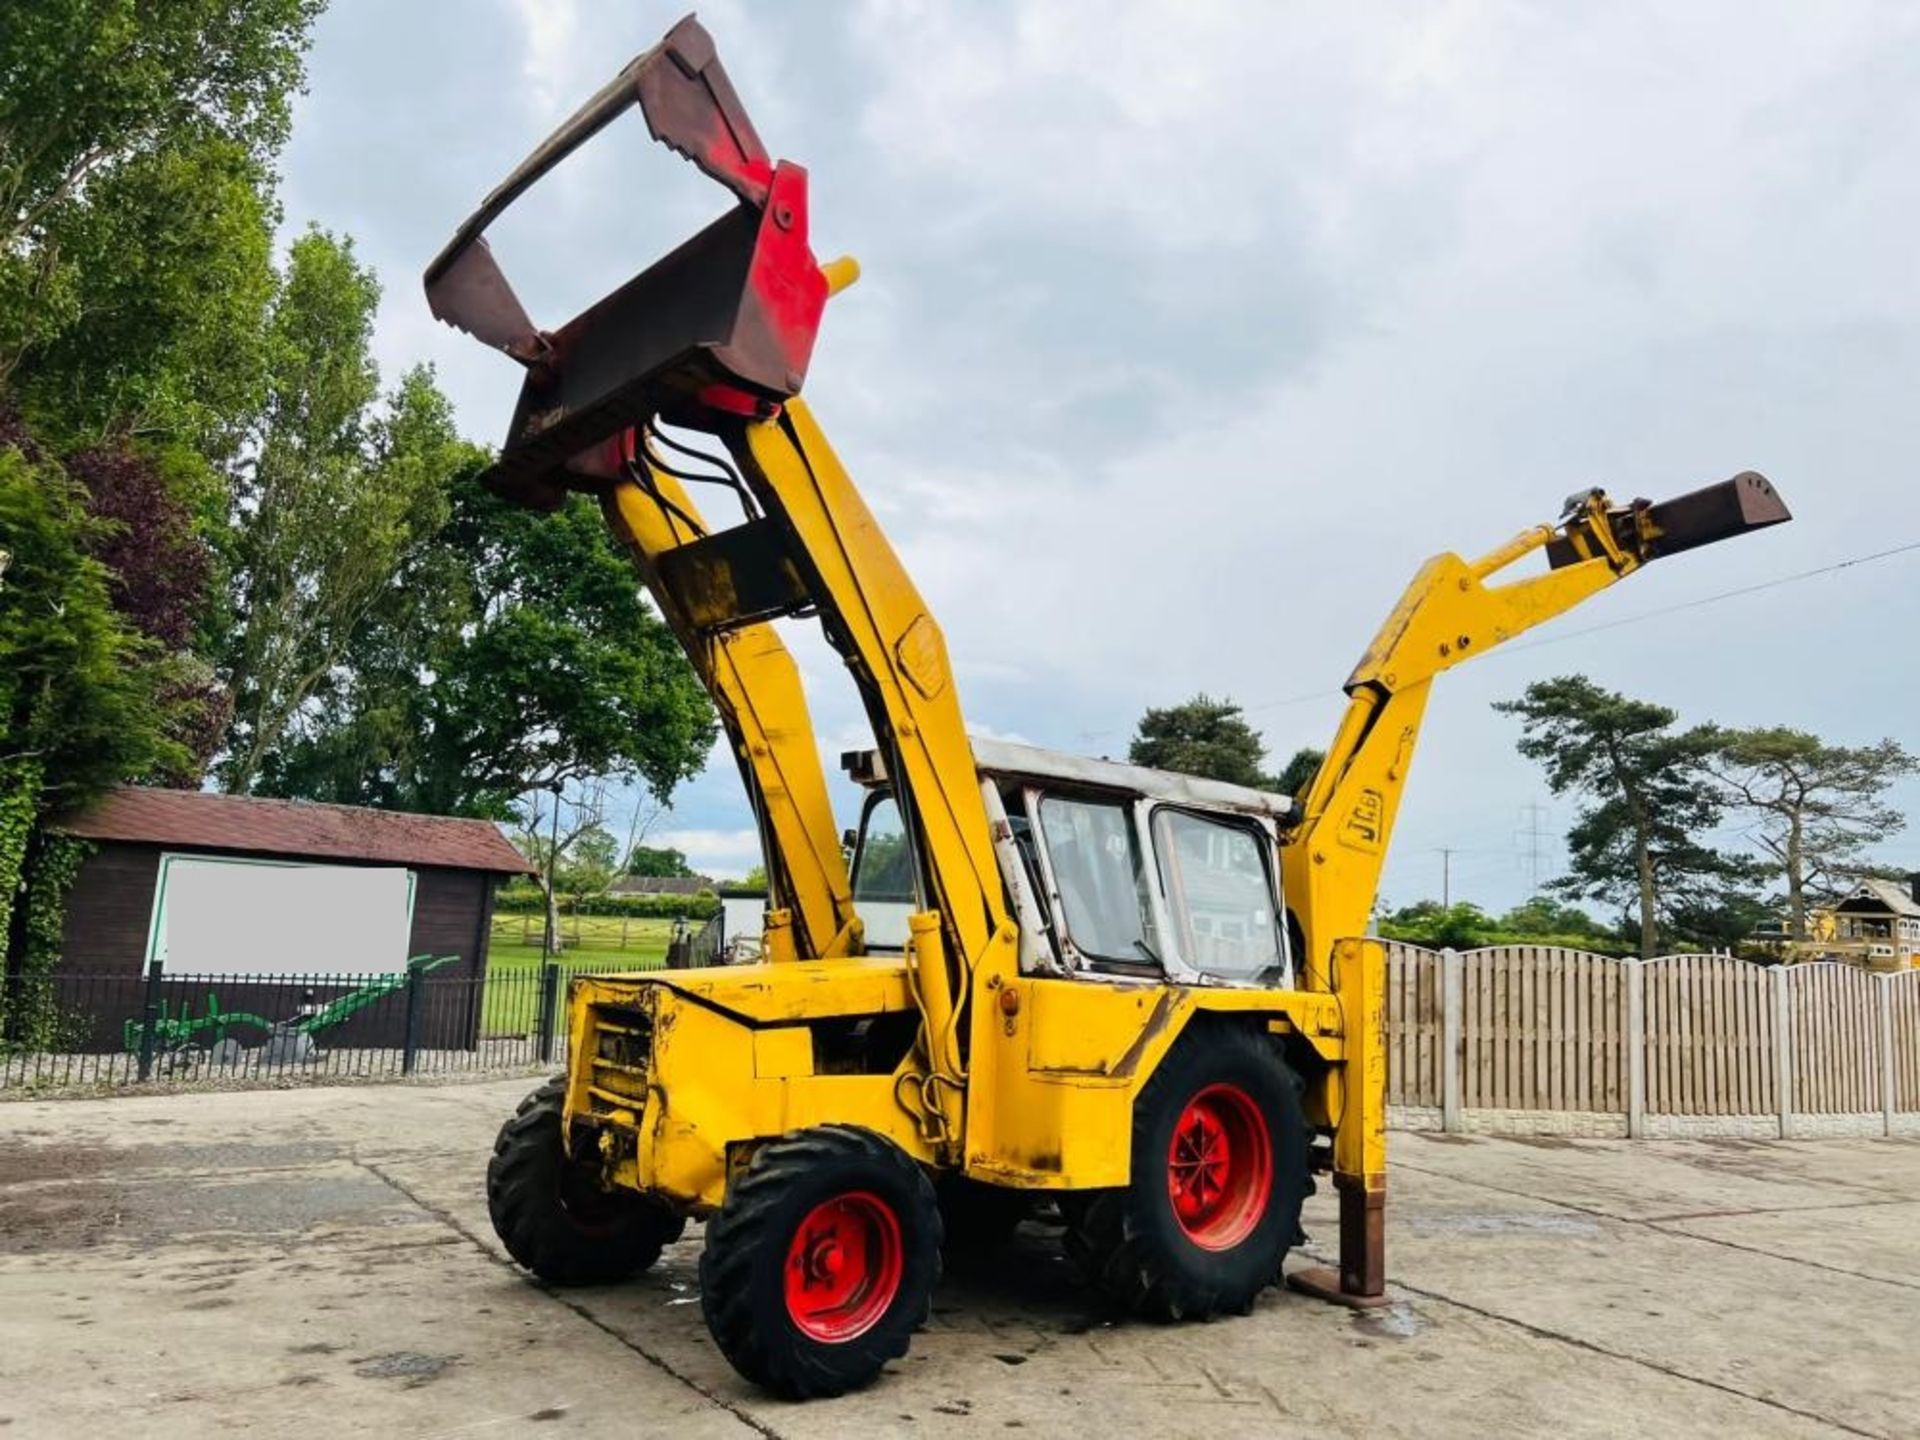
843, 739, 1296, 990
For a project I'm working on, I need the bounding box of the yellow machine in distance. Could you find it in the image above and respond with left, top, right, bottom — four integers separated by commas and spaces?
427, 17, 1792, 1398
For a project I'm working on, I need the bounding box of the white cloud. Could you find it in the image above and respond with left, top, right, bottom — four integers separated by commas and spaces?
650, 828, 765, 880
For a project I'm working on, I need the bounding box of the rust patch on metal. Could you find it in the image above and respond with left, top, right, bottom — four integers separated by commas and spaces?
1108, 990, 1183, 1079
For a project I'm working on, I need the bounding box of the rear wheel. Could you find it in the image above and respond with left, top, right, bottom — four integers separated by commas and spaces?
1064, 1027, 1309, 1320
700, 1125, 941, 1398
487, 1078, 685, 1286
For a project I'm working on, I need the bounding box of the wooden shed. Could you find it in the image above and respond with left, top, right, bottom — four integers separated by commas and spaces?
46, 788, 532, 1050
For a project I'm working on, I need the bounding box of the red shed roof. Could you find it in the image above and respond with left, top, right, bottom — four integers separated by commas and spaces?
56, 787, 534, 874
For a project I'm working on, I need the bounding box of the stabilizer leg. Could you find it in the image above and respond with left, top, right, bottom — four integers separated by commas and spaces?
1287, 936, 1391, 1309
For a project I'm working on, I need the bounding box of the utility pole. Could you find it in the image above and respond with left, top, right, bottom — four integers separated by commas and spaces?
542, 781, 564, 961
1516, 801, 1550, 894
1437, 847, 1453, 908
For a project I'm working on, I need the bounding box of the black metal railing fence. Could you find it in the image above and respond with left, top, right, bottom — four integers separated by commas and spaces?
0, 954, 663, 1092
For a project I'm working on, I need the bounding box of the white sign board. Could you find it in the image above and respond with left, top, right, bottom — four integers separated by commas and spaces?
151, 856, 415, 977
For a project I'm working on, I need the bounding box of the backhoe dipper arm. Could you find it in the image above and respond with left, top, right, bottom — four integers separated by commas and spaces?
1280, 474, 1790, 968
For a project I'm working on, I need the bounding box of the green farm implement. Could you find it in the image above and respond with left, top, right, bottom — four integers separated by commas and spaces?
124, 954, 458, 1069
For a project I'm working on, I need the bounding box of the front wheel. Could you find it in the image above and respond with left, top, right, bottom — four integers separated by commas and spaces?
1064, 1026, 1309, 1320
700, 1125, 942, 1399
487, 1078, 686, 1286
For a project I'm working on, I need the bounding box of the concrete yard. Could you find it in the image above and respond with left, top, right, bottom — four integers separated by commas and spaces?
1, 1079, 1915, 1438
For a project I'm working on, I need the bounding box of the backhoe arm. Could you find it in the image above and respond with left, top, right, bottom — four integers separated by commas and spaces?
1281, 475, 1790, 970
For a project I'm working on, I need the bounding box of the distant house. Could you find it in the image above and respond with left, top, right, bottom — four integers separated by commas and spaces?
1793, 876, 1920, 970
607, 874, 715, 897
46, 787, 532, 1049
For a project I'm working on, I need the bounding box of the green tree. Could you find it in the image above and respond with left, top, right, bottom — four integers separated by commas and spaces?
14, 134, 276, 452
627, 844, 694, 878
1498, 896, 1603, 938
740, 864, 769, 891
260, 472, 716, 821
1130, 694, 1275, 789
219, 232, 468, 793
1274, 745, 1323, 797
1704, 728, 1917, 940
0, 446, 185, 954
0, 0, 318, 409
1495, 676, 1761, 957
560, 824, 620, 905
1376, 899, 1496, 949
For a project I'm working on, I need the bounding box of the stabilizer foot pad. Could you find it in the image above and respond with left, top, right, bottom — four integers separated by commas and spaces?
1284, 1265, 1393, 1310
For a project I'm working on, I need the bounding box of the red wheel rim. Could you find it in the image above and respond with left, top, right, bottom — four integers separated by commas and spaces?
1167, 1083, 1273, 1250
783, 1191, 904, 1342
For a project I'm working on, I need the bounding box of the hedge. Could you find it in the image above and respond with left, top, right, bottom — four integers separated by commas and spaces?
493, 886, 723, 921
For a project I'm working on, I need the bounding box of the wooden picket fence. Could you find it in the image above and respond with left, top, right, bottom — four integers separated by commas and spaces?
1382, 943, 1920, 1136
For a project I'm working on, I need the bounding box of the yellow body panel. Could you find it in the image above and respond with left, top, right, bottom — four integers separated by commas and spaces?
564, 961, 1358, 1205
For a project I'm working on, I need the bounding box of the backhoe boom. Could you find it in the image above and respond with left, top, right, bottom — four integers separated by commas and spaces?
1283, 475, 1789, 968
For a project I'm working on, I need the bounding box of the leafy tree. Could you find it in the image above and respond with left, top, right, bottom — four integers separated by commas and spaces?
1274, 745, 1324, 797
740, 864, 770, 891
64, 441, 227, 784
260, 471, 716, 821
0, 445, 186, 956
627, 845, 694, 878
559, 824, 620, 905
0, 0, 318, 421
1377, 900, 1496, 949
219, 232, 468, 793
1130, 694, 1275, 789
14, 133, 276, 452
0, 446, 184, 802
1498, 896, 1604, 938
1703, 728, 1917, 939
1495, 676, 1761, 957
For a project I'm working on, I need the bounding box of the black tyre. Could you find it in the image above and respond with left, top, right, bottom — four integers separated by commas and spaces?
487, 1078, 686, 1286
1064, 1026, 1309, 1320
699, 1125, 941, 1399
936, 1173, 1030, 1254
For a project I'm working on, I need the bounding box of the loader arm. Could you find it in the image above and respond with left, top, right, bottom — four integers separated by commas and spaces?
596, 454, 860, 960
425, 16, 1009, 1150
426, 16, 861, 959
1280, 476, 1790, 972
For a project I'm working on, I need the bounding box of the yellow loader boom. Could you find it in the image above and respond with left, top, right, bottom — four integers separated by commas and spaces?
431, 15, 1790, 1399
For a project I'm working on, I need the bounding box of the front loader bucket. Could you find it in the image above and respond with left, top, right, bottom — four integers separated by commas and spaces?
424, 15, 829, 509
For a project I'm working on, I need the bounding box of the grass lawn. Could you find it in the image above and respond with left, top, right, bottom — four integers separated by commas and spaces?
480, 917, 674, 1036
486, 913, 683, 964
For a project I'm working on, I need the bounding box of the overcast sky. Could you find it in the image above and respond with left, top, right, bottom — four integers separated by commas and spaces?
280, 1, 1920, 912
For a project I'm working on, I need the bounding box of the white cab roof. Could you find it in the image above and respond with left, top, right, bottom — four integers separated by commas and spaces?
843, 737, 1296, 821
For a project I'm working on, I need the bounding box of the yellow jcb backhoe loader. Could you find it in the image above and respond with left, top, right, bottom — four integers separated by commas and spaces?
425, 16, 1790, 1398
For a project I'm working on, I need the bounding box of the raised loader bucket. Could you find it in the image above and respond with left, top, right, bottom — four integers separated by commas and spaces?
424, 14, 829, 510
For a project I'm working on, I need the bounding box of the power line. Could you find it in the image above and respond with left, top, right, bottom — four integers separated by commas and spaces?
1243, 536, 1919, 715
1499, 537, 1920, 656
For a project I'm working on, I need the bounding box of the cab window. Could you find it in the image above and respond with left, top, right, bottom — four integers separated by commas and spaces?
1037, 795, 1159, 966
1152, 810, 1283, 983
851, 793, 915, 951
